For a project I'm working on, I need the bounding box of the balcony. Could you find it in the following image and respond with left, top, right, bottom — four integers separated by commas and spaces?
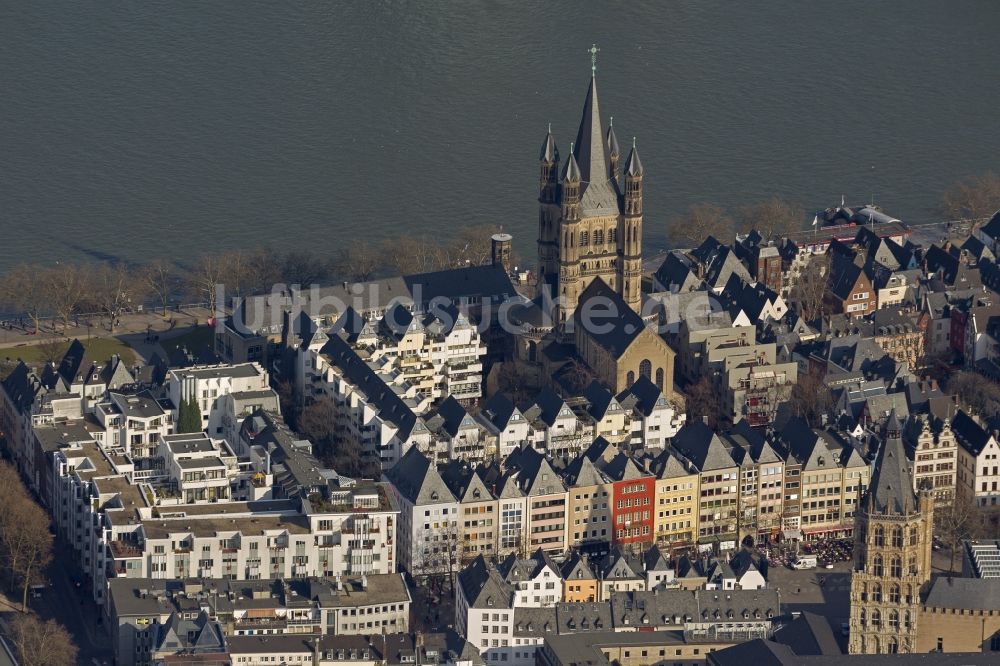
110, 541, 143, 558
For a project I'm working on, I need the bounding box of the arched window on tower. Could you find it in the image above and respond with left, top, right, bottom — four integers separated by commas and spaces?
871, 610, 881, 629
890, 557, 902, 578
609, 228, 617, 244
580, 231, 589, 247
892, 527, 903, 548
594, 229, 604, 245
655, 368, 664, 391
887, 637, 898, 654
909, 526, 919, 546
889, 583, 900, 603
871, 582, 882, 602
888, 610, 899, 630
639, 359, 652, 380
873, 555, 884, 577
903, 610, 911, 629
908, 555, 917, 576
627, 371, 635, 387
859, 608, 866, 626
874, 526, 884, 547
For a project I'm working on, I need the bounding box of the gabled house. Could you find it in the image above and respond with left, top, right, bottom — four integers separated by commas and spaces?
826, 254, 876, 319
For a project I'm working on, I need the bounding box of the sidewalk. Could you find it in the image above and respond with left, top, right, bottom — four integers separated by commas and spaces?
0, 307, 217, 362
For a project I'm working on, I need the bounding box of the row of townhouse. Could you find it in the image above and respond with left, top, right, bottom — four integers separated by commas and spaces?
455, 550, 779, 666
107, 574, 411, 666
304, 312, 683, 472
385, 411, 872, 576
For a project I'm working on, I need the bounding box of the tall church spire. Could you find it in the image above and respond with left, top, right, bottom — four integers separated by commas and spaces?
573, 73, 608, 189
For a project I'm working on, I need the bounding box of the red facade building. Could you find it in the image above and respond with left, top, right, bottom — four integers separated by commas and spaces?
601, 453, 656, 546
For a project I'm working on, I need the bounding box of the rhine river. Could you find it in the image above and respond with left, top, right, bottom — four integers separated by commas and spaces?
1, 1, 998, 273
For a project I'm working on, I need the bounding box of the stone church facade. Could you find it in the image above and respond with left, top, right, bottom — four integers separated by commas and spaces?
536, 69, 644, 324
848, 411, 934, 655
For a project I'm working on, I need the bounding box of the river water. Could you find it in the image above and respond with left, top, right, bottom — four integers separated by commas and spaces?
1, 1, 998, 273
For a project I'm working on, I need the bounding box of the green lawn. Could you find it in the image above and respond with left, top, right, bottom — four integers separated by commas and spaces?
159, 326, 216, 359
0, 336, 136, 371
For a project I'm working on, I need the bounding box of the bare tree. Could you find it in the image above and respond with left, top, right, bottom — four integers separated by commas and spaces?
381, 236, 449, 275
936, 492, 978, 573
86, 263, 145, 332
337, 240, 381, 282
947, 370, 1000, 418
559, 358, 594, 395
10, 614, 78, 666
790, 252, 830, 323
42, 264, 87, 331
36, 338, 68, 366
786, 367, 835, 427
941, 172, 1000, 224
280, 250, 336, 286
670, 203, 735, 248
494, 362, 536, 407
186, 253, 229, 312
685, 374, 720, 430
1, 264, 50, 333
141, 259, 179, 316
736, 197, 804, 240
13, 498, 52, 612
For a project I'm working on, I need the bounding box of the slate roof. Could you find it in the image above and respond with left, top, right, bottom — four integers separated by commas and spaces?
384, 447, 455, 506
572, 75, 619, 217
582, 380, 616, 420
865, 410, 918, 514
978, 209, 1000, 239
670, 422, 737, 472
615, 375, 667, 417
479, 392, 519, 431
827, 253, 866, 301
573, 278, 648, 358
319, 333, 417, 440
770, 610, 841, 656
950, 409, 993, 457
561, 453, 608, 488
458, 556, 512, 609
924, 574, 1000, 611
560, 552, 596, 581
705, 247, 751, 291
653, 252, 699, 292
503, 445, 565, 496
598, 452, 647, 482
439, 460, 494, 503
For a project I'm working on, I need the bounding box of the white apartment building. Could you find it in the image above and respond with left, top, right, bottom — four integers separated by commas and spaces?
383, 447, 460, 576
952, 409, 1000, 507
167, 363, 271, 438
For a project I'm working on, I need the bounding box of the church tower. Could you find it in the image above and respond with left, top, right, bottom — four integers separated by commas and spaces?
848, 410, 934, 655
536, 46, 644, 323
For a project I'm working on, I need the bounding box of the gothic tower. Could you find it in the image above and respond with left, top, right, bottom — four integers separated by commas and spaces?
848, 410, 934, 655
536, 49, 644, 323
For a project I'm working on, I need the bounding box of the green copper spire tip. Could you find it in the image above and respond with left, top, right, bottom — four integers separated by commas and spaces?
588, 44, 600, 75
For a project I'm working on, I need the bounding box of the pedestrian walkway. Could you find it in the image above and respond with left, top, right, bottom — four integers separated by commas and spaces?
0, 307, 217, 363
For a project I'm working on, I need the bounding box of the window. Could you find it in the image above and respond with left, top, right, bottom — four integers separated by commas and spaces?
639, 359, 652, 380
891, 527, 903, 548
890, 557, 902, 578
871, 583, 881, 603
871, 609, 881, 628
909, 526, 918, 546
889, 584, 900, 604
874, 526, 884, 547
627, 371, 635, 387
580, 231, 589, 247
872, 555, 883, 577
655, 368, 664, 390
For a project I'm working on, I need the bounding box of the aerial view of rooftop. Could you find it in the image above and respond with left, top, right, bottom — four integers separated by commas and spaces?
2, 2, 1000, 665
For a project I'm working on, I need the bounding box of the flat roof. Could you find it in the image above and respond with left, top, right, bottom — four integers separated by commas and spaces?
141, 514, 311, 539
